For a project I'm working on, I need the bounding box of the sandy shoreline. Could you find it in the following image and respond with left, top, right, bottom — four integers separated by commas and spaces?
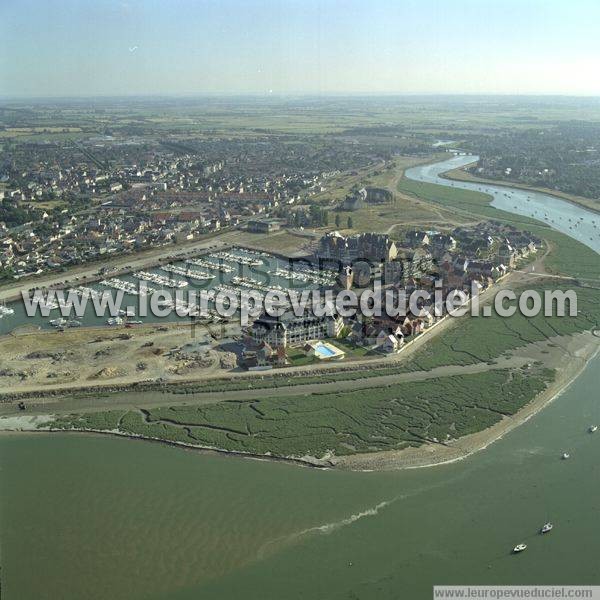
2, 331, 598, 472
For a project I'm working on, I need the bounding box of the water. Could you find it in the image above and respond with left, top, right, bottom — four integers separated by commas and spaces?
2, 158, 599, 599
0, 248, 325, 335
406, 154, 600, 254
2, 358, 600, 599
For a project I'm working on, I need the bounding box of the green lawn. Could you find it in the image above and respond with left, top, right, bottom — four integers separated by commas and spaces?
327, 338, 372, 357
286, 347, 317, 367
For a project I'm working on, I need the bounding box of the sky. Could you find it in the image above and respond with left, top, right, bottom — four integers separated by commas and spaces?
2, 0, 600, 97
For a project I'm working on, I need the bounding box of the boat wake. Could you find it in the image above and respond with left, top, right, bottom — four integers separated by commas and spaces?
296, 499, 396, 537
257, 497, 400, 559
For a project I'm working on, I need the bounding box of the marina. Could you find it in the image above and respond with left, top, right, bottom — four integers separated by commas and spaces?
209, 250, 264, 266
99, 278, 147, 296
2, 156, 600, 598
186, 257, 235, 273
230, 275, 287, 294
132, 271, 189, 289
272, 266, 337, 286
160, 264, 214, 282
0, 246, 331, 334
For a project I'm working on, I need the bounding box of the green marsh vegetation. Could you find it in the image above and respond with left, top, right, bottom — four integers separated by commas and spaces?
45, 367, 554, 459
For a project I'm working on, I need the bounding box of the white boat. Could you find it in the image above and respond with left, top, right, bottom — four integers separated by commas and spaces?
562, 452, 570, 460
72, 286, 101, 299
186, 258, 234, 273
513, 544, 527, 553
49, 317, 68, 327
160, 264, 213, 282
541, 522, 553, 534
0, 303, 15, 318
589, 425, 598, 433
210, 250, 263, 267
100, 278, 141, 295
156, 298, 175, 308
107, 316, 124, 326
132, 271, 188, 289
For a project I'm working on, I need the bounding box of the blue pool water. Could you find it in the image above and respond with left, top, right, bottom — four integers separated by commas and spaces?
314, 343, 336, 358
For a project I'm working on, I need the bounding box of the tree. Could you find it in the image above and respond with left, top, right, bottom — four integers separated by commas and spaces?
335, 214, 341, 228
347, 216, 353, 229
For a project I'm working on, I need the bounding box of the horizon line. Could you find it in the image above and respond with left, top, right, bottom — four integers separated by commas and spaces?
3, 92, 600, 102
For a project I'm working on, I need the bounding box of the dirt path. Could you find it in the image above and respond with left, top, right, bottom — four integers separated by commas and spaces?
3, 329, 596, 421
0, 354, 527, 417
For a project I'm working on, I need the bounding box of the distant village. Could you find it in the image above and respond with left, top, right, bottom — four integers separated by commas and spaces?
0, 135, 375, 280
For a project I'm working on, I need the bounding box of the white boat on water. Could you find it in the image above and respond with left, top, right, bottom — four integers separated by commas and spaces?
513, 544, 527, 553
160, 264, 214, 282
107, 316, 124, 326
186, 258, 234, 273
132, 271, 188, 289
0, 304, 15, 318
49, 317, 68, 327
210, 250, 263, 267
100, 278, 141, 296
562, 452, 570, 460
589, 425, 598, 433
541, 522, 553, 534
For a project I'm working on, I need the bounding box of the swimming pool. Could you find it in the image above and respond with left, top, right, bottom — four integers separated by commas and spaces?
314, 343, 336, 358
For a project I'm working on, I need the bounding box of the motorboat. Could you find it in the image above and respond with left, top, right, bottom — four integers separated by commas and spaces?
589, 425, 598, 433
541, 523, 553, 534
0, 304, 15, 318
49, 317, 68, 327
562, 452, 570, 460
513, 544, 527, 553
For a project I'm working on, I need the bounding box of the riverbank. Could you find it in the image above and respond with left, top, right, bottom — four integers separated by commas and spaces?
2, 331, 598, 472
337, 331, 600, 470
441, 164, 600, 216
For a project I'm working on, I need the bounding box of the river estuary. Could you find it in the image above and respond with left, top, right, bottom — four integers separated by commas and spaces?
1, 156, 599, 599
